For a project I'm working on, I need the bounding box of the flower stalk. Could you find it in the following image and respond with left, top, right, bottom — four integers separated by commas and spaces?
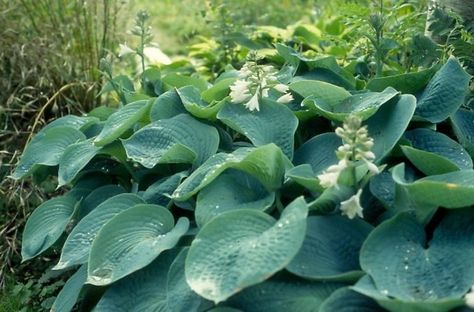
317, 115, 381, 219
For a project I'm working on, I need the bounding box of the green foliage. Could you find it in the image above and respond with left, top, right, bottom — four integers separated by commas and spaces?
10, 1, 474, 310
0, 0, 123, 294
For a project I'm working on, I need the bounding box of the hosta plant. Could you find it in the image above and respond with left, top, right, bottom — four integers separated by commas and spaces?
12, 44, 474, 312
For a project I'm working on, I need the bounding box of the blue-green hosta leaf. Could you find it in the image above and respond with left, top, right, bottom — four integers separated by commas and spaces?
162, 73, 208, 91
166, 248, 204, 312
51, 265, 87, 312
285, 164, 321, 194
41, 115, 99, 133
195, 170, 275, 227
87, 204, 189, 286
201, 77, 237, 103
12, 126, 86, 179
217, 99, 298, 159
123, 114, 219, 168
22, 196, 78, 261
293, 133, 341, 174
185, 197, 308, 303
365, 94, 417, 162
320, 287, 383, 312
392, 163, 474, 210
289, 80, 351, 113
54, 194, 144, 270
415, 57, 471, 123
226, 277, 344, 312
353, 275, 463, 312
401, 128, 473, 175
58, 139, 101, 186
68, 173, 114, 197
88, 106, 116, 121
451, 109, 474, 158
149, 90, 187, 121
366, 67, 437, 93
359, 210, 474, 311
303, 87, 399, 122
369, 169, 396, 209
173, 144, 291, 201
93, 100, 151, 146
78, 184, 126, 218
177, 85, 226, 120
143, 171, 189, 207
287, 215, 373, 282
94, 249, 181, 312
300, 55, 356, 89
307, 185, 355, 213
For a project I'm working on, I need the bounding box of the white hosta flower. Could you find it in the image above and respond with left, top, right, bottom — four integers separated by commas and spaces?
364, 159, 380, 175
317, 160, 347, 188
244, 92, 260, 112
277, 93, 294, 104
118, 43, 135, 57
340, 189, 364, 219
466, 286, 474, 308
144, 45, 172, 65
238, 63, 252, 79
273, 83, 289, 93
230, 80, 252, 104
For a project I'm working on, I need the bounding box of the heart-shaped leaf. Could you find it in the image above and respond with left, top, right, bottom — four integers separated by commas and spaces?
353, 275, 463, 312
401, 128, 472, 175
41, 115, 99, 133
307, 185, 355, 213
177, 85, 226, 120
94, 249, 181, 311
12, 126, 86, 179
195, 169, 275, 227
58, 139, 101, 186
123, 114, 219, 168
78, 184, 126, 218
287, 215, 373, 281
185, 197, 308, 303
360, 210, 474, 305
166, 248, 204, 312
290, 80, 351, 116
22, 196, 78, 261
366, 67, 436, 93
94, 100, 151, 146
369, 169, 396, 209
285, 164, 321, 194
217, 99, 298, 159
319, 287, 383, 312
365, 94, 416, 162
392, 163, 474, 210
290, 79, 350, 101
87, 204, 189, 285
173, 144, 291, 201
451, 108, 474, 158
303, 87, 399, 122
293, 132, 341, 174
162, 73, 208, 91
51, 265, 87, 312
143, 171, 189, 207
55, 193, 144, 270
414, 57, 471, 123
149, 90, 187, 121
201, 77, 237, 102
226, 277, 344, 312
